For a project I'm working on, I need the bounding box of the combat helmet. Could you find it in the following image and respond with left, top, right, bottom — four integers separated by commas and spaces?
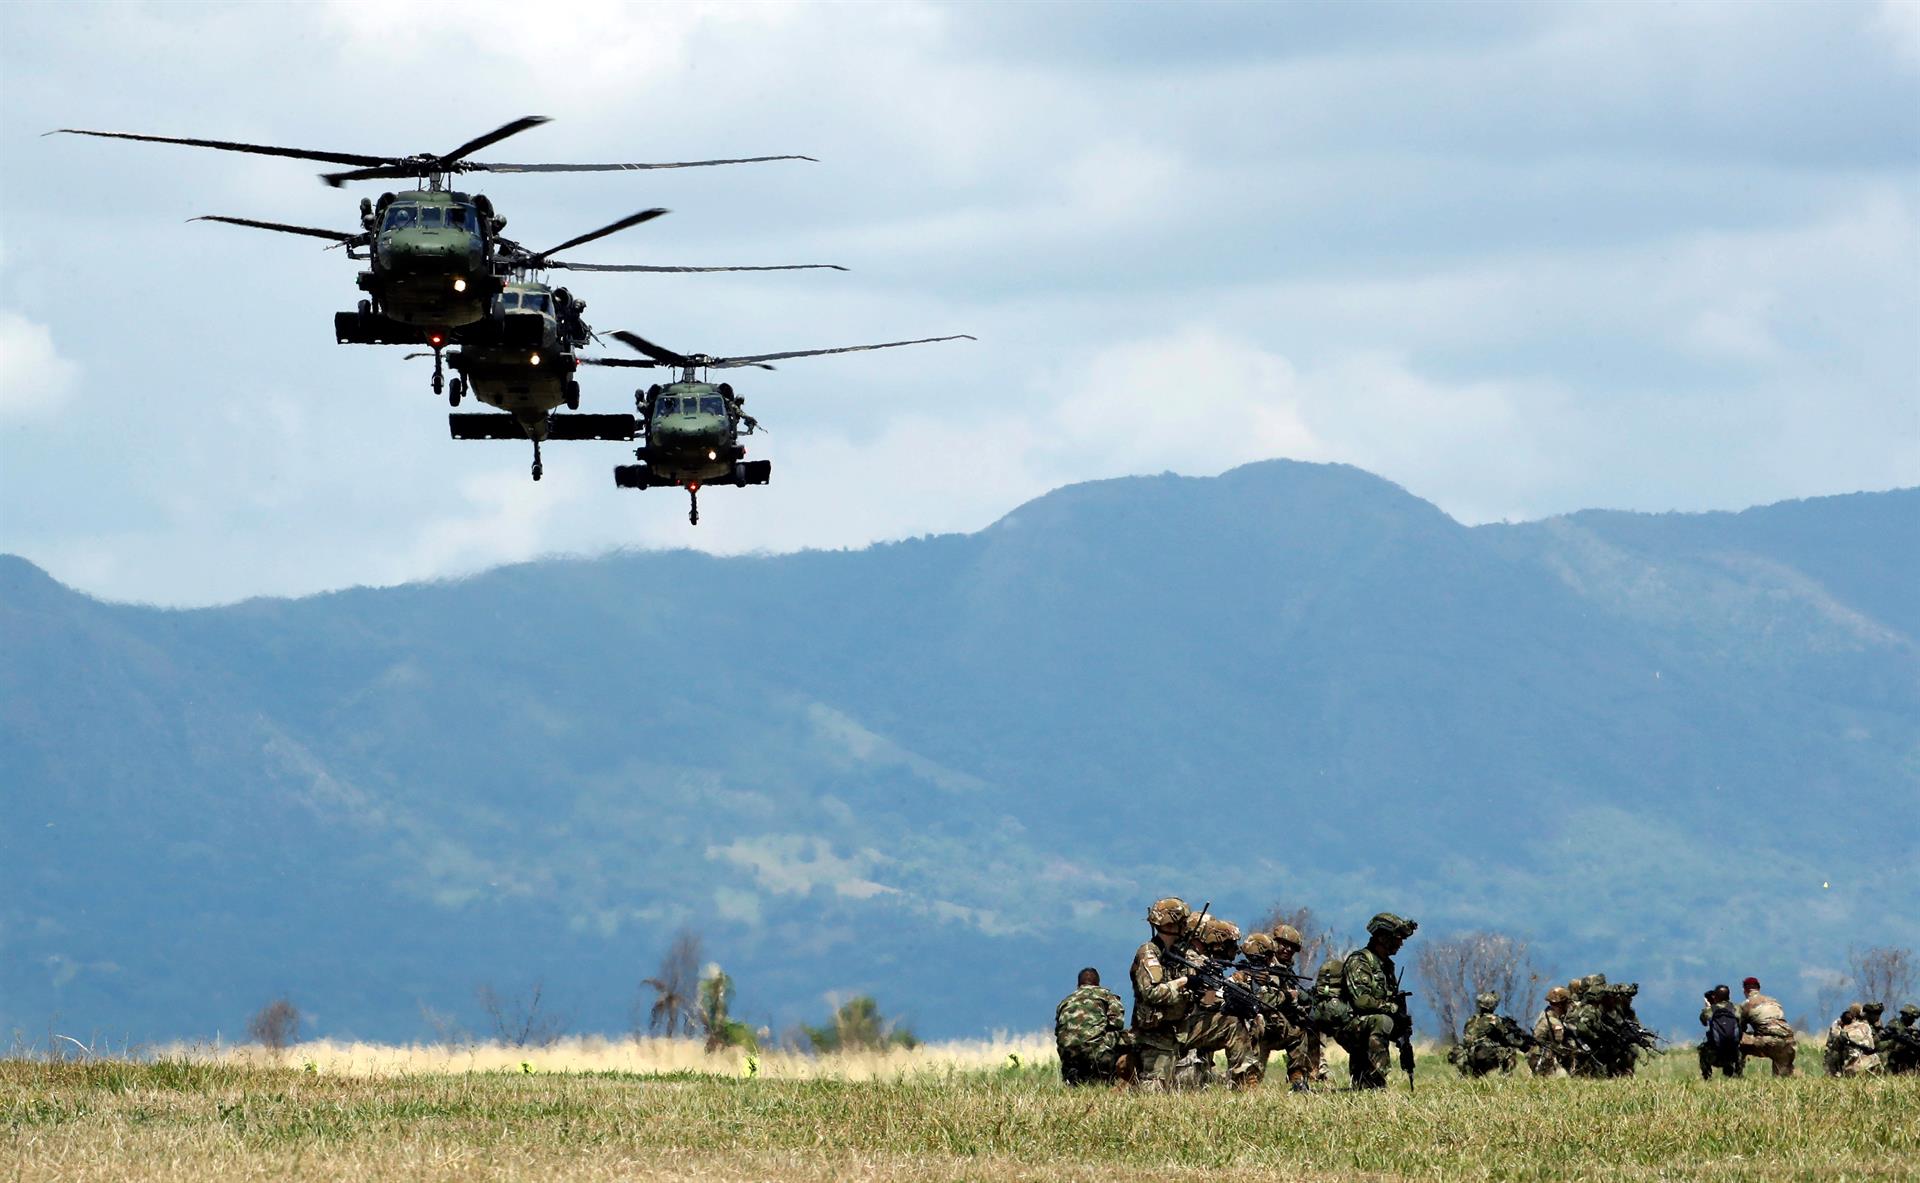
1202, 917, 1242, 951
1270, 923, 1303, 952
1365, 912, 1418, 940
1583, 973, 1607, 990
1545, 986, 1570, 1005
1146, 897, 1190, 928
1475, 991, 1499, 1011
1901, 1004, 1919, 1022
1242, 931, 1279, 959
1863, 1001, 1885, 1018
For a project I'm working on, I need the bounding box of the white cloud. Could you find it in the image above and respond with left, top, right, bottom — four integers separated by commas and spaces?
0, 312, 79, 419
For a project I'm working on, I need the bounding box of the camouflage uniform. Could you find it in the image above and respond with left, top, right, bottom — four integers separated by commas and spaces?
1737, 986, 1798, 1077
1530, 988, 1573, 1078
1336, 913, 1417, 1089
1564, 986, 1610, 1078
1174, 916, 1241, 1089
1226, 929, 1310, 1091
1055, 983, 1126, 1086
1696, 988, 1744, 1079
1452, 992, 1518, 1077
1884, 1006, 1919, 1075
1824, 1006, 1881, 1077
1130, 898, 1193, 1090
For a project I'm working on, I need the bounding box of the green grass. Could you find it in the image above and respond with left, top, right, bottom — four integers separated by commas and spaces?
3, 1048, 1916, 1181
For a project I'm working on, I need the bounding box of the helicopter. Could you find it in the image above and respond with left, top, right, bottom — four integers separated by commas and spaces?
581, 330, 975, 524
50, 116, 814, 343
433, 230, 847, 481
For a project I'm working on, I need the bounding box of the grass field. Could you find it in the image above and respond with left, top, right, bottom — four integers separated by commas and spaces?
5, 1038, 1916, 1181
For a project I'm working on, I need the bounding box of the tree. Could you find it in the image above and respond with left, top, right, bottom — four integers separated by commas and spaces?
1415, 931, 1543, 1041
476, 981, 566, 1048
637, 928, 702, 1038
1846, 946, 1915, 1009
246, 998, 301, 1050
697, 966, 757, 1052
803, 996, 918, 1054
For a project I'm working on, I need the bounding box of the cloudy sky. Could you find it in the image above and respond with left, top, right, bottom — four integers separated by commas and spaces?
2, 1, 1915, 605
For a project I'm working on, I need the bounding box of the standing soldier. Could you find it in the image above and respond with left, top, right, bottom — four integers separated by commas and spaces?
1530, 986, 1574, 1078
1054, 967, 1126, 1086
1336, 912, 1417, 1090
1129, 897, 1194, 1090
1736, 976, 1798, 1077
1883, 1004, 1919, 1075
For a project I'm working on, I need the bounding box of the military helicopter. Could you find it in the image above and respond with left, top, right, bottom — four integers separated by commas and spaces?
50, 116, 813, 342
582, 330, 975, 524
430, 225, 847, 481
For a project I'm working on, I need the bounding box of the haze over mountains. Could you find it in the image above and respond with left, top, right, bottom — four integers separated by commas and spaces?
2, 460, 1915, 1045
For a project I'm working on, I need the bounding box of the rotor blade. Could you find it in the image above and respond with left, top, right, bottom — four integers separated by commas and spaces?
551, 262, 848, 273
610, 331, 691, 367
439, 116, 550, 165
534, 208, 669, 261
712, 335, 977, 367
320, 162, 430, 188
191, 215, 365, 244
45, 128, 388, 167
470, 154, 817, 174
577, 357, 661, 368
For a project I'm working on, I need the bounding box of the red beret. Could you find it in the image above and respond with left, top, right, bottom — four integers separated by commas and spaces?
1742, 976, 1761, 990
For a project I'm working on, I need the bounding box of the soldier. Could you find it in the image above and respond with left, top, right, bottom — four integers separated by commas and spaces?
1697, 984, 1744, 1080
1565, 980, 1610, 1077
1736, 976, 1798, 1077
1129, 897, 1194, 1090
1268, 923, 1319, 1090
1174, 915, 1242, 1089
1530, 986, 1574, 1078
1862, 1002, 1889, 1062
1883, 1004, 1920, 1075
1228, 929, 1311, 1091
1824, 1004, 1882, 1076
1336, 912, 1417, 1090
1054, 967, 1126, 1086
1450, 992, 1519, 1077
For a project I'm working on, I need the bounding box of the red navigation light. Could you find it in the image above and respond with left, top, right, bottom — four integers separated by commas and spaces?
429, 334, 444, 347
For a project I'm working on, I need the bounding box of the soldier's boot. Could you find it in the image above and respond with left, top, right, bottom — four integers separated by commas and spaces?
1230, 1064, 1263, 1092
1172, 1052, 1211, 1091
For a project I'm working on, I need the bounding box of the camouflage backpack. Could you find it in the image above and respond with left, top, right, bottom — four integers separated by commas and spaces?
1310, 955, 1353, 1030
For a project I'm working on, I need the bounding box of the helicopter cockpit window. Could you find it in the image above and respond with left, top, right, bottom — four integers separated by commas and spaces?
521, 294, 550, 314
700, 396, 725, 415
444, 206, 467, 229
381, 204, 418, 231
498, 292, 520, 309
657, 397, 683, 415
419, 207, 444, 229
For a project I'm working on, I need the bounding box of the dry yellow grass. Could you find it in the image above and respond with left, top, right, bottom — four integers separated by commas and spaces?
147, 1031, 1055, 1081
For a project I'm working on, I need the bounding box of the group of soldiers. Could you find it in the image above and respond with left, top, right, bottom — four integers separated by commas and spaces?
1819, 1001, 1919, 1077
1449, 975, 1660, 1079
1051, 897, 1920, 1090
1053, 897, 1417, 1091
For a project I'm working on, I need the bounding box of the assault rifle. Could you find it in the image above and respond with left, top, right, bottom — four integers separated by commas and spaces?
1621, 1019, 1667, 1057
1883, 1025, 1920, 1054
1159, 942, 1276, 1024
1391, 985, 1417, 1091
1492, 1015, 1539, 1053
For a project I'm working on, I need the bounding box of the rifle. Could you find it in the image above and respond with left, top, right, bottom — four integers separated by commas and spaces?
1493, 1015, 1539, 1053
1621, 1019, 1666, 1057
1159, 942, 1275, 1025
1390, 984, 1416, 1092
1883, 1025, 1920, 1054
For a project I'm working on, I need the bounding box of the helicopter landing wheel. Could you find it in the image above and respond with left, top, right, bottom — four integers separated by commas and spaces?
565, 380, 580, 412
531, 439, 543, 482
687, 484, 700, 526
358, 299, 371, 316
448, 377, 464, 407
